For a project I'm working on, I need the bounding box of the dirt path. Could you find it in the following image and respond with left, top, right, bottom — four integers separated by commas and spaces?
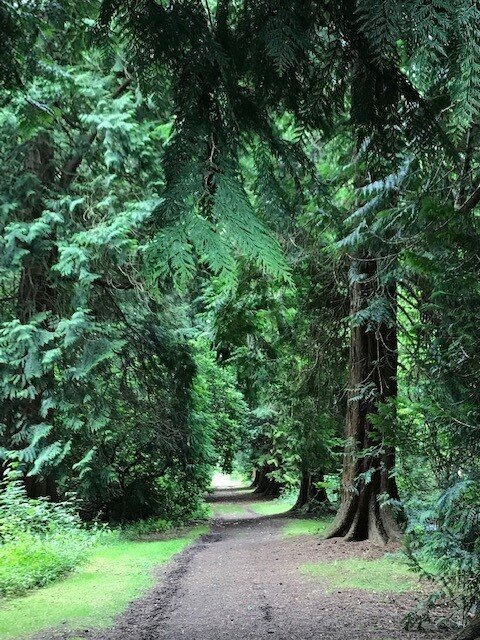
90, 488, 447, 640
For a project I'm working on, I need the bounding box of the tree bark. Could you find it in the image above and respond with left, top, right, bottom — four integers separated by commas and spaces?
250, 468, 261, 488
293, 471, 331, 512
326, 253, 403, 543
451, 616, 480, 640
253, 463, 282, 498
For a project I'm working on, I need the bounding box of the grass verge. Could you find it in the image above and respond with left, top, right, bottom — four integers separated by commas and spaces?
0, 526, 206, 640
211, 503, 247, 517
300, 555, 419, 594
248, 498, 295, 516
283, 518, 332, 537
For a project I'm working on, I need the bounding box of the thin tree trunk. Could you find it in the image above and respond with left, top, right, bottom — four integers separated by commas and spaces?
326, 253, 403, 543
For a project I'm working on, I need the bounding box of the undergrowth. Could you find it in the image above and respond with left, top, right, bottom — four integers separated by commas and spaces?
0, 469, 112, 597
0, 468, 208, 598
403, 478, 480, 629
121, 501, 210, 539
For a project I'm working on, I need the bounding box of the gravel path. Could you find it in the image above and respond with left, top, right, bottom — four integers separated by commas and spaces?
86, 487, 447, 640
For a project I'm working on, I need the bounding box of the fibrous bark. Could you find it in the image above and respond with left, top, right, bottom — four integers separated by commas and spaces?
253, 463, 282, 498
293, 471, 332, 513
326, 253, 403, 544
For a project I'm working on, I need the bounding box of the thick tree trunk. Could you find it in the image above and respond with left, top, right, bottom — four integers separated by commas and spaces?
326, 254, 403, 544
293, 471, 331, 512
253, 466, 265, 491
254, 463, 282, 498
452, 616, 480, 640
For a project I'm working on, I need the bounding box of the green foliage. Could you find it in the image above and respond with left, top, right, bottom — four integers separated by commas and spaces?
0, 532, 89, 598
192, 339, 249, 474
0, 3, 212, 525
405, 478, 480, 628
121, 504, 209, 539
0, 469, 102, 597
0, 1, 480, 632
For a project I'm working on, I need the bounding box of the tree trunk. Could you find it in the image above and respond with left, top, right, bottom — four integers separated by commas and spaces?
451, 616, 480, 640
254, 463, 282, 498
250, 468, 260, 488
293, 471, 331, 512
326, 253, 403, 544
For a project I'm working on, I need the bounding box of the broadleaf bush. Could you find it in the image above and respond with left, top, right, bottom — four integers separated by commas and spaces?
0, 469, 107, 597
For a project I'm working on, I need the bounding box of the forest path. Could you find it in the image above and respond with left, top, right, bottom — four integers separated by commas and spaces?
91, 487, 447, 640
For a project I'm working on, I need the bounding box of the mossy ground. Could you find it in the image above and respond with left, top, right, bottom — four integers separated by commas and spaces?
248, 498, 295, 516
0, 526, 206, 640
300, 555, 420, 594
283, 518, 332, 537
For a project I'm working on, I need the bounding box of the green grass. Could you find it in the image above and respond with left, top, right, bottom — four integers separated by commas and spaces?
211, 503, 247, 517
0, 526, 206, 640
248, 498, 295, 516
283, 518, 332, 537
300, 555, 420, 594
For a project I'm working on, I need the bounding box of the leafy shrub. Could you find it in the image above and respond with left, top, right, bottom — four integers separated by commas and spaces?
404, 477, 480, 628
0, 469, 106, 597
119, 471, 210, 540
121, 504, 209, 540
153, 472, 211, 524
122, 517, 174, 539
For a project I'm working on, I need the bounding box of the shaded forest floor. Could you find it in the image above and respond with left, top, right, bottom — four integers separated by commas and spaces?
59, 486, 449, 640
